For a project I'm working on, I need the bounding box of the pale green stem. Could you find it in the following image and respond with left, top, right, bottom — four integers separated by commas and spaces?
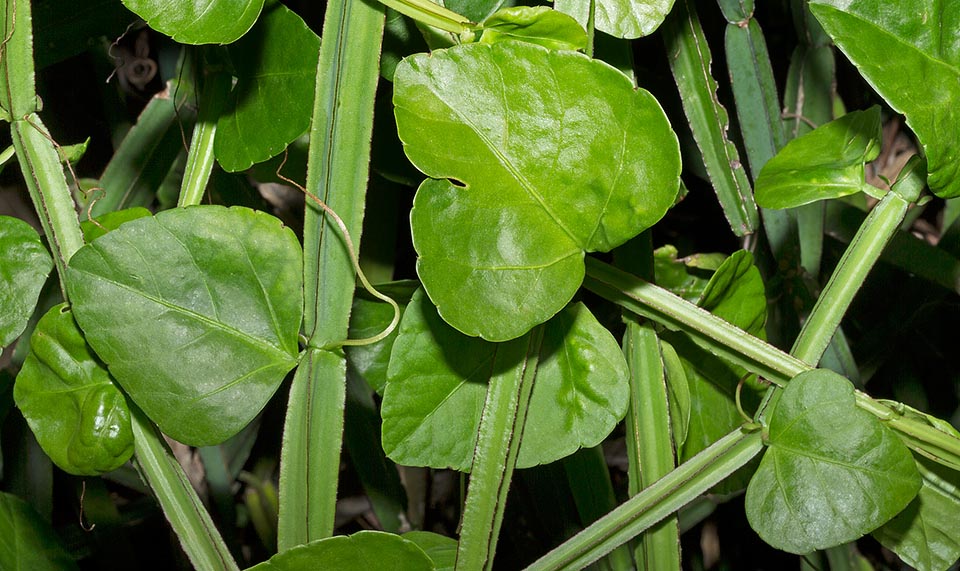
178, 70, 231, 208
131, 406, 239, 571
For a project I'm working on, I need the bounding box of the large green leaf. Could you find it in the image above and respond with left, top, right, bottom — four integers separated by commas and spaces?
0, 492, 78, 571
872, 457, 960, 571
809, 0, 960, 198
755, 107, 883, 209
0, 216, 53, 348
395, 41, 680, 341
381, 288, 628, 471
745, 369, 921, 554
66, 206, 302, 446
247, 531, 434, 571
595, 0, 674, 39
122, 0, 265, 44
14, 304, 134, 476
215, 3, 320, 172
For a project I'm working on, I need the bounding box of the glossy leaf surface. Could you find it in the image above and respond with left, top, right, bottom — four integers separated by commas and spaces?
122, 0, 264, 44
595, 0, 674, 39
216, 4, 320, 172
382, 289, 628, 471
0, 492, 78, 570
756, 107, 882, 209
479, 7, 587, 51
14, 304, 134, 475
809, 0, 960, 198
873, 457, 960, 571
395, 41, 680, 341
247, 531, 433, 571
0, 215, 53, 348
66, 206, 302, 446
745, 369, 921, 554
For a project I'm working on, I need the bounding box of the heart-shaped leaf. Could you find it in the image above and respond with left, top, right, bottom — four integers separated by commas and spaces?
215, 3, 320, 172
66, 206, 302, 446
756, 107, 883, 209
872, 457, 960, 571
395, 41, 680, 341
745, 369, 921, 554
382, 288, 628, 471
122, 0, 265, 45
14, 304, 134, 476
479, 7, 587, 51
809, 1, 960, 199
0, 215, 53, 348
247, 531, 434, 571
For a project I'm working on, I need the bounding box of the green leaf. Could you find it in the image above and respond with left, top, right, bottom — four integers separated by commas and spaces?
745, 369, 921, 554
382, 289, 629, 471
652, 245, 725, 302
0, 216, 53, 348
402, 532, 457, 571
479, 7, 587, 51
809, 1, 960, 198
215, 3, 320, 172
79, 207, 153, 243
14, 304, 133, 475
247, 531, 434, 571
66, 206, 302, 446
595, 0, 674, 39
346, 281, 419, 394
395, 41, 680, 341
755, 107, 883, 209
697, 250, 766, 339
0, 491, 79, 571
121, 0, 265, 45
872, 457, 960, 571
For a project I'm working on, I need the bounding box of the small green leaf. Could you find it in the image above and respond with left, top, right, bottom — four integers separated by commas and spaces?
66, 206, 303, 446
345, 281, 419, 394
0, 491, 79, 571
659, 340, 690, 448
809, 1, 960, 198
652, 245, 725, 302
479, 7, 587, 51
755, 107, 883, 209
697, 250, 766, 339
14, 304, 134, 475
402, 532, 457, 571
872, 457, 960, 571
122, 0, 265, 45
80, 207, 153, 243
0, 216, 53, 348
382, 289, 629, 471
595, 0, 674, 39
745, 369, 921, 554
215, 3, 320, 172
396, 41, 680, 341
247, 531, 434, 571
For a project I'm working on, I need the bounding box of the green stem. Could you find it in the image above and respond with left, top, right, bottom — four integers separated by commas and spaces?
526, 429, 764, 571
278, 0, 385, 549
131, 406, 239, 571
374, 0, 473, 34
178, 64, 231, 208
457, 328, 542, 571
790, 190, 909, 364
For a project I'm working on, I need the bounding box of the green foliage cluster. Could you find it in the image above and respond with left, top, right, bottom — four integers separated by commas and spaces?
1, 0, 959, 569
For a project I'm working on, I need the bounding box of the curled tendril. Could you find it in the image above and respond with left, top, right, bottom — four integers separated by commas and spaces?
275, 150, 401, 349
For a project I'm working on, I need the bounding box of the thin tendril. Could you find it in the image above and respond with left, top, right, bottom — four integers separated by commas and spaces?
22, 114, 106, 231
275, 150, 400, 348
79, 480, 96, 532
735, 373, 753, 424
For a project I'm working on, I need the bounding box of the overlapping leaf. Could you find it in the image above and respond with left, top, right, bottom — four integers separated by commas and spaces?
595, 0, 674, 39
745, 370, 921, 554
66, 206, 302, 446
0, 216, 53, 348
215, 3, 320, 172
395, 41, 680, 341
810, 0, 960, 198
14, 304, 133, 475
479, 7, 587, 51
381, 288, 628, 471
247, 531, 434, 571
122, 0, 264, 44
755, 107, 883, 209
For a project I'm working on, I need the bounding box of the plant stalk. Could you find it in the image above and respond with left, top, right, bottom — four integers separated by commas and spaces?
178, 62, 231, 208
